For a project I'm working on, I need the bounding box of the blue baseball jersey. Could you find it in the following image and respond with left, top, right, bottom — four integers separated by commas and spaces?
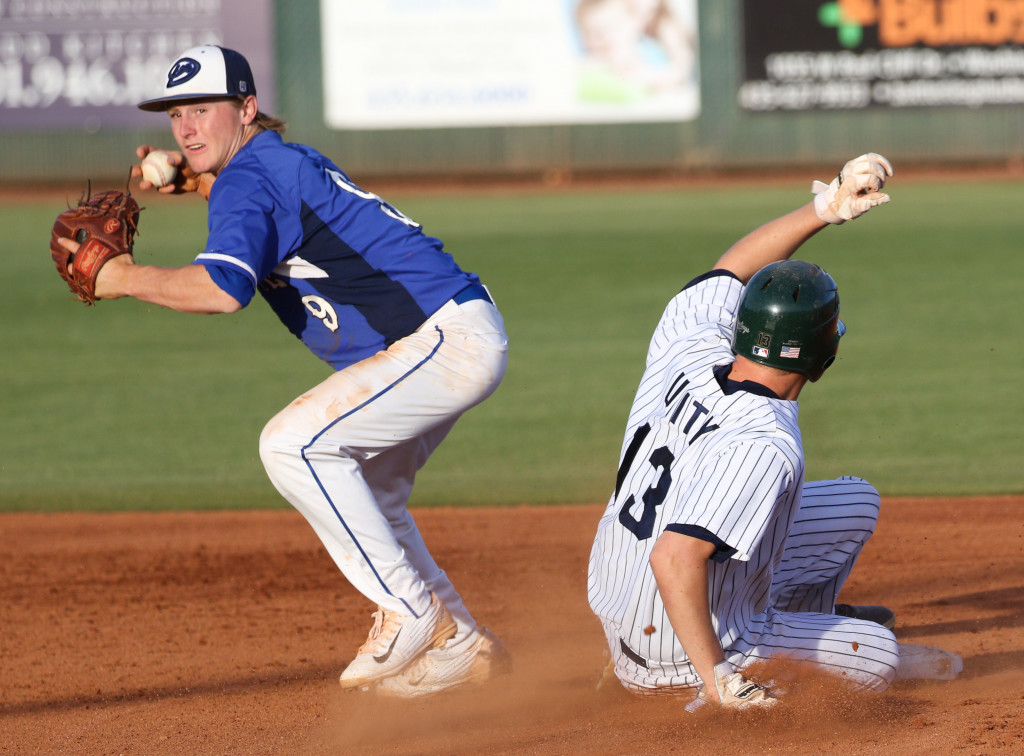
196, 130, 479, 370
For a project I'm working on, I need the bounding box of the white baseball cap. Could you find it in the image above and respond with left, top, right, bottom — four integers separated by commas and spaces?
137, 45, 256, 112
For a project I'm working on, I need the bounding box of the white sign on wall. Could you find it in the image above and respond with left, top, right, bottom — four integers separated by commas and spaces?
321, 0, 699, 129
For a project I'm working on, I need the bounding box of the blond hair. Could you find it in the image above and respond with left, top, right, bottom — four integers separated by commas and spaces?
229, 95, 287, 134
254, 110, 287, 134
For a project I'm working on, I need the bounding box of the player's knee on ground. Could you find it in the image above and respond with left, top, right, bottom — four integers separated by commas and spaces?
854, 627, 900, 691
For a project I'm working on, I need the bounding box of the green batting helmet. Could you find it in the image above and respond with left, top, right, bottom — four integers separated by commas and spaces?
731, 260, 846, 382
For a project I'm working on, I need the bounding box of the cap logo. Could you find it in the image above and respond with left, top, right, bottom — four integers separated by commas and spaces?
239, 81, 248, 93
167, 57, 201, 89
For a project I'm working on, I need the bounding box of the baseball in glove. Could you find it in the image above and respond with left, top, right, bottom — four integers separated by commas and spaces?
50, 186, 142, 305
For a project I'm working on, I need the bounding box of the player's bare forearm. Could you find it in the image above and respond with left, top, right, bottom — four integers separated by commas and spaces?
715, 153, 893, 284
714, 202, 827, 285
649, 531, 725, 700
95, 254, 241, 314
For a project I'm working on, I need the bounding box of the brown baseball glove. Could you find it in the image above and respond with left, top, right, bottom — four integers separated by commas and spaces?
50, 187, 142, 305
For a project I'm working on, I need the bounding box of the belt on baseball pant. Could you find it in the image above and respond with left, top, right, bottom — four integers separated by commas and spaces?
452, 281, 493, 305
418, 282, 495, 331
620, 638, 650, 668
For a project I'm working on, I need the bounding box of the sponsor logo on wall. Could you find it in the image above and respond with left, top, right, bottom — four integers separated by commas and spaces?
739, 0, 1024, 110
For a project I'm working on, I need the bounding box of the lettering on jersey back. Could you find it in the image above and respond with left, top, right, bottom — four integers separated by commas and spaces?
614, 371, 724, 541
665, 371, 720, 445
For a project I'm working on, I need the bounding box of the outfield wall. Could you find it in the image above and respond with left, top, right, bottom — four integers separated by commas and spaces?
3, 0, 1024, 184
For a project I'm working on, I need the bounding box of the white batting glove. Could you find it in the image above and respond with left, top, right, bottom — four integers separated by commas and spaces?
684, 660, 779, 712
812, 152, 894, 225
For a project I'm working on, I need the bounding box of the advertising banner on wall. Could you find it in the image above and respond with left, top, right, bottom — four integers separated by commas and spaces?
321, 0, 700, 130
0, 0, 275, 131
739, 0, 1024, 111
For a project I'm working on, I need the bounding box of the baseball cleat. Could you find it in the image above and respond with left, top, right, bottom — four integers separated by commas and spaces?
372, 627, 512, 698
338, 593, 456, 690
834, 603, 896, 630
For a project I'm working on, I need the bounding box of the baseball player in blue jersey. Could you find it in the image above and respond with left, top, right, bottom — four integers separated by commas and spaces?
54, 45, 510, 698
588, 153, 901, 709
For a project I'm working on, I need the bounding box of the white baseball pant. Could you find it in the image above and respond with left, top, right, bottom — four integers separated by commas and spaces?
259, 296, 507, 639
729, 476, 900, 690
607, 476, 900, 694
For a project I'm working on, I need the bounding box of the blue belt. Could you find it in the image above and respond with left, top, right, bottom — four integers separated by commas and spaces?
453, 281, 492, 305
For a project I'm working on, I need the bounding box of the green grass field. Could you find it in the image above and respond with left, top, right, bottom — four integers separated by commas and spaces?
2, 178, 1021, 512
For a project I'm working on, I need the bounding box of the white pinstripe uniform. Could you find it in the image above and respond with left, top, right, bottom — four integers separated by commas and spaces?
588, 270, 899, 694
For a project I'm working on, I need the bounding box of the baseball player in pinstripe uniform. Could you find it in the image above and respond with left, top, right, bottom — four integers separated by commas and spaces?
588, 153, 900, 708
56, 45, 510, 698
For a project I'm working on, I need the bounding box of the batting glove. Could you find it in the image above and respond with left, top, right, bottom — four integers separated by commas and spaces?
812, 152, 894, 225
684, 660, 778, 712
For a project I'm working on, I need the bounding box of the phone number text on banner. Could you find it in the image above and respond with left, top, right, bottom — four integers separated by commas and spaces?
739, 0, 1024, 111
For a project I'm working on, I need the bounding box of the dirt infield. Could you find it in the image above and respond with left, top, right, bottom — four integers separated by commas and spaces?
2, 498, 1021, 755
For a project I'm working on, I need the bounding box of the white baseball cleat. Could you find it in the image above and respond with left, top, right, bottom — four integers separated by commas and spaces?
372, 627, 512, 698
338, 593, 456, 690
